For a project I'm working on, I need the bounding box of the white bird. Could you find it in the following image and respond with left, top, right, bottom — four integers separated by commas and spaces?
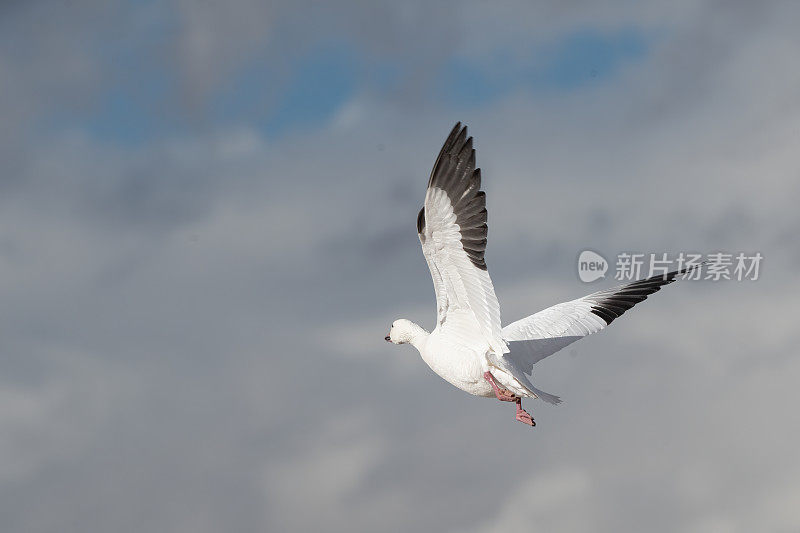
385, 122, 699, 427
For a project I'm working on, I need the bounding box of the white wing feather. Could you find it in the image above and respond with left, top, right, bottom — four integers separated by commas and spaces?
502, 267, 700, 375
418, 123, 507, 355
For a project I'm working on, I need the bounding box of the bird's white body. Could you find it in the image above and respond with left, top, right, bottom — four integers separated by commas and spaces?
386, 123, 698, 417
387, 319, 487, 394
421, 334, 493, 397
420, 314, 494, 397
389, 315, 534, 399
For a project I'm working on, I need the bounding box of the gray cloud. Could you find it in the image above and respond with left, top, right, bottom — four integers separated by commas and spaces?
1, 1, 800, 532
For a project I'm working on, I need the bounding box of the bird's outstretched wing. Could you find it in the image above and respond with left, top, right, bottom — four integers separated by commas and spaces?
502, 267, 700, 375
417, 122, 506, 354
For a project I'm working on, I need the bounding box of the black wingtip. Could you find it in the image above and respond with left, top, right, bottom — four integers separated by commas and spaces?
587, 263, 704, 326
447, 122, 464, 146
423, 121, 488, 272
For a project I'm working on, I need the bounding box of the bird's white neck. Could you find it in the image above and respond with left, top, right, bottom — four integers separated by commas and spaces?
402, 321, 430, 350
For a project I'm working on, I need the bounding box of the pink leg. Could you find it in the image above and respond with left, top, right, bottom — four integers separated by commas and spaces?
483, 371, 517, 402
515, 398, 535, 427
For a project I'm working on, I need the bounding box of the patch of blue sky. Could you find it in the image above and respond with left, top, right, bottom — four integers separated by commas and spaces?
79, 74, 173, 144
47, 57, 174, 145
441, 27, 650, 106
71, 41, 363, 143
48, 0, 177, 144
213, 43, 360, 138
263, 45, 358, 137
54, 26, 648, 144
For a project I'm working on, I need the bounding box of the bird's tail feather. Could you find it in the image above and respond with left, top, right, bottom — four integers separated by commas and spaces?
489, 357, 563, 405
510, 364, 562, 405
528, 385, 562, 405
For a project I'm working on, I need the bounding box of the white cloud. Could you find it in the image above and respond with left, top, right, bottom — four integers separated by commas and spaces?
470, 467, 594, 533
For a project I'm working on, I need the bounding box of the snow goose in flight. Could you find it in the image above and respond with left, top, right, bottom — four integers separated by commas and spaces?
385, 122, 699, 427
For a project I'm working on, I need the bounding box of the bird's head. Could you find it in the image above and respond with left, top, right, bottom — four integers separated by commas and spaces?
385, 319, 423, 345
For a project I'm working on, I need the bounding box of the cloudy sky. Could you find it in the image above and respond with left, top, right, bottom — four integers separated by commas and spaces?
1, 1, 799, 532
